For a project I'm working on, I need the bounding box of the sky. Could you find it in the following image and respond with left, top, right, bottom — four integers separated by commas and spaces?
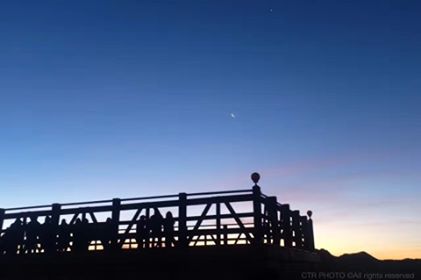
0, 0, 420, 259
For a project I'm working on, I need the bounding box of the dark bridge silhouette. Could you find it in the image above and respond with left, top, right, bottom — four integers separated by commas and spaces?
0, 173, 319, 280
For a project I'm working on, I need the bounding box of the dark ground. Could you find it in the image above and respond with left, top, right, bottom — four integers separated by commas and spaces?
0, 247, 419, 280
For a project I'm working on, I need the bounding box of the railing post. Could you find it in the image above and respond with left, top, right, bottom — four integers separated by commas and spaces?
0, 208, 5, 233
178, 192, 188, 248
112, 198, 121, 250
216, 201, 221, 246
307, 211, 315, 251
52, 203, 61, 225
291, 210, 302, 248
52, 203, 61, 252
300, 215, 308, 249
0, 208, 5, 232
145, 208, 150, 248
252, 185, 263, 246
280, 204, 292, 247
267, 197, 280, 246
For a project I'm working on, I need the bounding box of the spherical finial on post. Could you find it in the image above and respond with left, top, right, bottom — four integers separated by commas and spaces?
251, 172, 260, 186
307, 210, 313, 219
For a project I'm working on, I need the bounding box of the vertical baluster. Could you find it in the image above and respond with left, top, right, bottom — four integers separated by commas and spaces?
223, 224, 228, 246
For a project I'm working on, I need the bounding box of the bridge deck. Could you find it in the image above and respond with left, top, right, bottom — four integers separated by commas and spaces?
0, 245, 320, 280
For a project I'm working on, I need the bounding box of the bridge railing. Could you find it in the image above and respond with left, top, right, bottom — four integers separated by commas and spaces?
0, 183, 314, 255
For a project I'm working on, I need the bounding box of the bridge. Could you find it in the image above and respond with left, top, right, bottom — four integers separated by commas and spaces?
0, 173, 319, 280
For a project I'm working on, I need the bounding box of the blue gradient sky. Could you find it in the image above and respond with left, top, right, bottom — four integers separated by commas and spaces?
0, 1, 420, 259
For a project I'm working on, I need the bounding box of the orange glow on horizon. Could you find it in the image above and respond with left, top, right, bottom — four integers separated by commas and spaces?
315, 223, 421, 260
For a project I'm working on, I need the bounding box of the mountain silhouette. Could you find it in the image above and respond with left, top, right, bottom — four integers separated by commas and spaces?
339, 251, 378, 262
317, 249, 421, 275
